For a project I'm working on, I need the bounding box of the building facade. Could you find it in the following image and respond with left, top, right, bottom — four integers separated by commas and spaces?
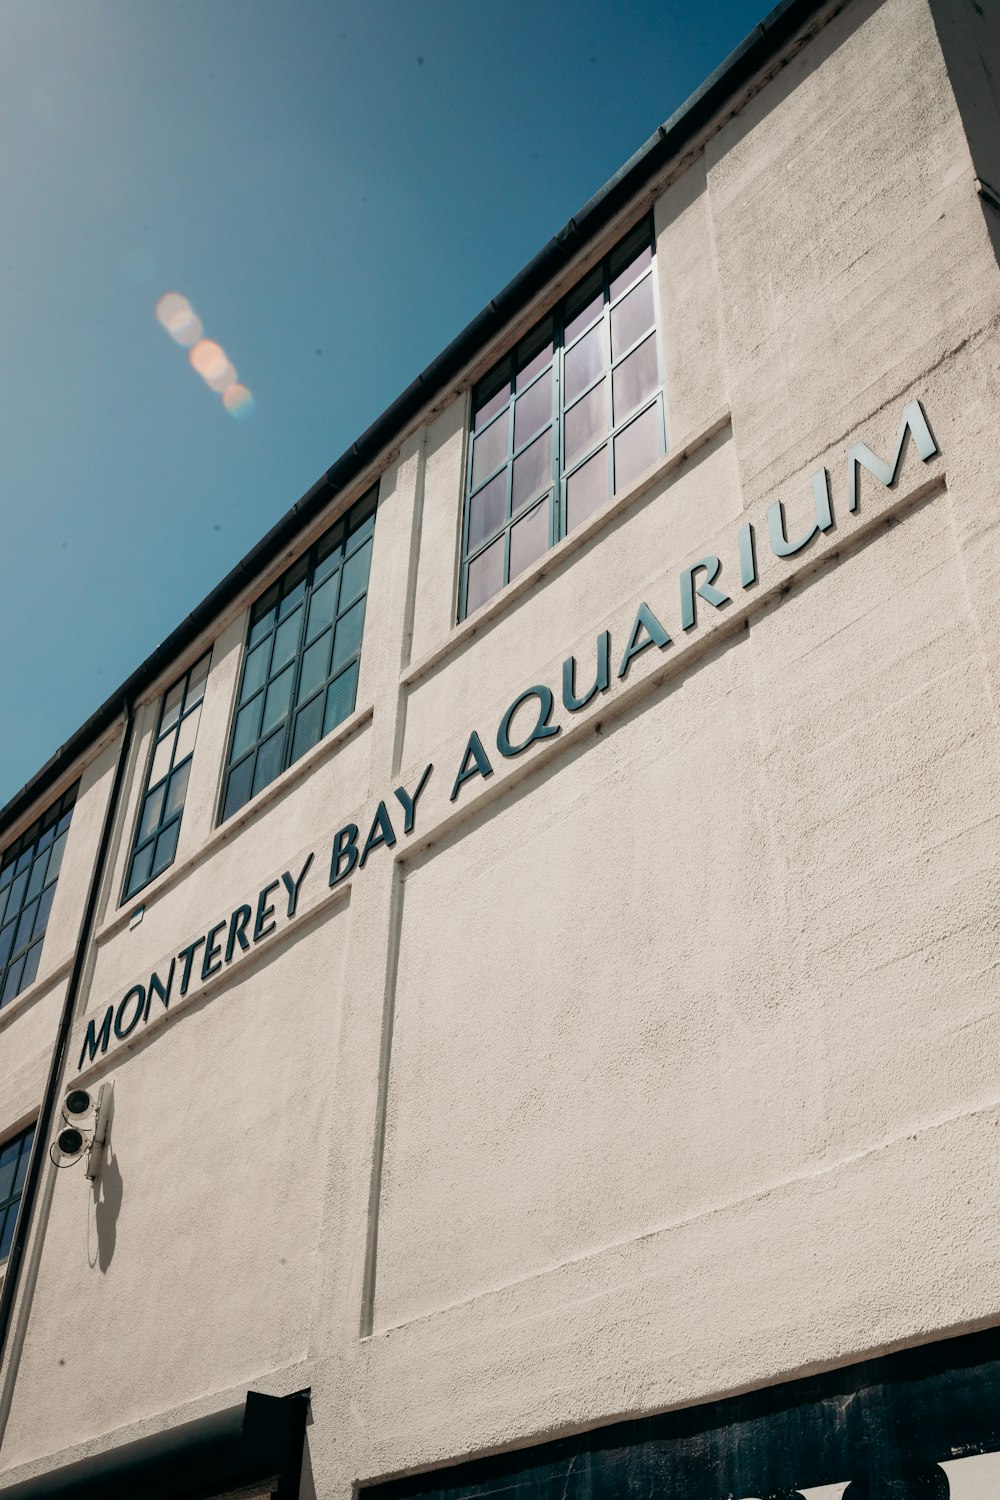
0, 0, 999, 1495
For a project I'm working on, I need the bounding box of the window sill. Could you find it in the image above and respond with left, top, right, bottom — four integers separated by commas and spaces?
0, 952, 75, 1034
97, 699, 374, 946
401, 405, 731, 689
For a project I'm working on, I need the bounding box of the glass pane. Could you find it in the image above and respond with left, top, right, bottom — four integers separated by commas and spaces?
323, 660, 359, 736
56, 804, 74, 835
298, 631, 332, 704
290, 693, 325, 764
241, 640, 270, 702
0, 1140, 19, 1201
222, 756, 254, 822
1, 956, 25, 1008
232, 693, 264, 761
306, 573, 338, 643
466, 533, 505, 615
262, 664, 294, 736
471, 410, 508, 488
610, 273, 654, 359
37, 822, 55, 851
467, 471, 506, 553
151, 821, 180, 878
138, 782, 166, 843
513, 369, 552, 448
174, 702, 201, 764
0, 922, 14, 968
515, 320, 552, 391
564, 271, 602, 345
126, 840, 155, 898
271, 608, 303, 674
612, 333, 659, 423
340, 538, 372, 609
32, 883, 55, 941
315, 527, 344, 588
564, 322, 606, 405
14, 849, 31, 875
13, 1134, 33, 1194
278, 557, 308, 618
25, 853, 47, 903
5, 871, 27, 919
566, 445, 609, 532
346, 490, 377, 552
614, 403, 661, 494
161, 679, 185, 732
45, 832, 67, 886
473, 360, 510, 430
0, 1207, 13, 1261
0, 862, 14, 890
20, 939, 41, 992
252, 729, 284, 797
511, 428, 551, 515
565, 380, 607, 469
509, 499, 550, 581
0, 887, 10, 932
164, 759, 191, 821
14, 898, 39, 957
149, 727, 176, 788
186, 652, 211, 706
610, 235, 652, 301
248, 584, 279, 647
332, 598, 366, 671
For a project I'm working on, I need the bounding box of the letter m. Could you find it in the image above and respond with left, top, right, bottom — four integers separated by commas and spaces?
78, 1008, 112, 1070
847, 399, 938, 512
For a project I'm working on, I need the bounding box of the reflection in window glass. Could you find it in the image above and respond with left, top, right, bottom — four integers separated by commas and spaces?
124, 653, 211, 901
460, 216, 663, 619
0, 786, 77, 1008
220, 484, 378, 823
0, 1124, 34, 1261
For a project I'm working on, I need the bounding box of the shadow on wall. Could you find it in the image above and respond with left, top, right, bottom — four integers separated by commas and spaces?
88, 1088, 122, 1273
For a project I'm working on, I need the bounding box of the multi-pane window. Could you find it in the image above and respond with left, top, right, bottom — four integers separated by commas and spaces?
0, 1124, 34, 1262
0, 786, 76, 1009
461, 218, 664, 619
220, 484, 378, 823
124, 653, 211, 901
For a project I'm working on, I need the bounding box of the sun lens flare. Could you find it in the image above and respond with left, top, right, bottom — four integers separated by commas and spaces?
155, 293, 253, 417
223, 384, 255, 419
188, 339, 237, 393
155, 293, 203, 348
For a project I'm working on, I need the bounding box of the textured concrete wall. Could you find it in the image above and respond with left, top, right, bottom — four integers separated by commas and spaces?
0, 0, 999, 1494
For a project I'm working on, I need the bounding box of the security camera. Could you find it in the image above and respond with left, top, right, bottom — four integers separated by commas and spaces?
57, 1126, 85, 1156
49, 1082, 113, 1173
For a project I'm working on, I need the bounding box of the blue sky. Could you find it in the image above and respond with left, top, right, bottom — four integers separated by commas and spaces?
0, 0, 768, 807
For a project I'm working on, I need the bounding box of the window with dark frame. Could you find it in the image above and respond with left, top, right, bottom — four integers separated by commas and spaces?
0, 1123, 34, 1261
461, 218, 664, 620
0, 786, 76, 1010
123, 652, 211, 901
220, 484, 378, 823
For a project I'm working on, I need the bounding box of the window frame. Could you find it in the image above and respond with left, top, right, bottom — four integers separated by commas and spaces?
0, 1122, 35, 1265
218, 484, 378, 825
122, 651, 212, 904
459, 216, 665, 622
0, 786, 77, 1010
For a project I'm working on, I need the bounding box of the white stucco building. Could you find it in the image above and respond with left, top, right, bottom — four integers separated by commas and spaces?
0, 1, 999, 1496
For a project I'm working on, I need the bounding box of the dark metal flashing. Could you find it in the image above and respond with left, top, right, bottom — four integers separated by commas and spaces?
0, 1389, 309, 1500
366, 1327, 1000, 1500
0, 0, 829, 842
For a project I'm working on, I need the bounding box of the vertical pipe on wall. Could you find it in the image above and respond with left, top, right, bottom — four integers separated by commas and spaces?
0, 699, 135, 1446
